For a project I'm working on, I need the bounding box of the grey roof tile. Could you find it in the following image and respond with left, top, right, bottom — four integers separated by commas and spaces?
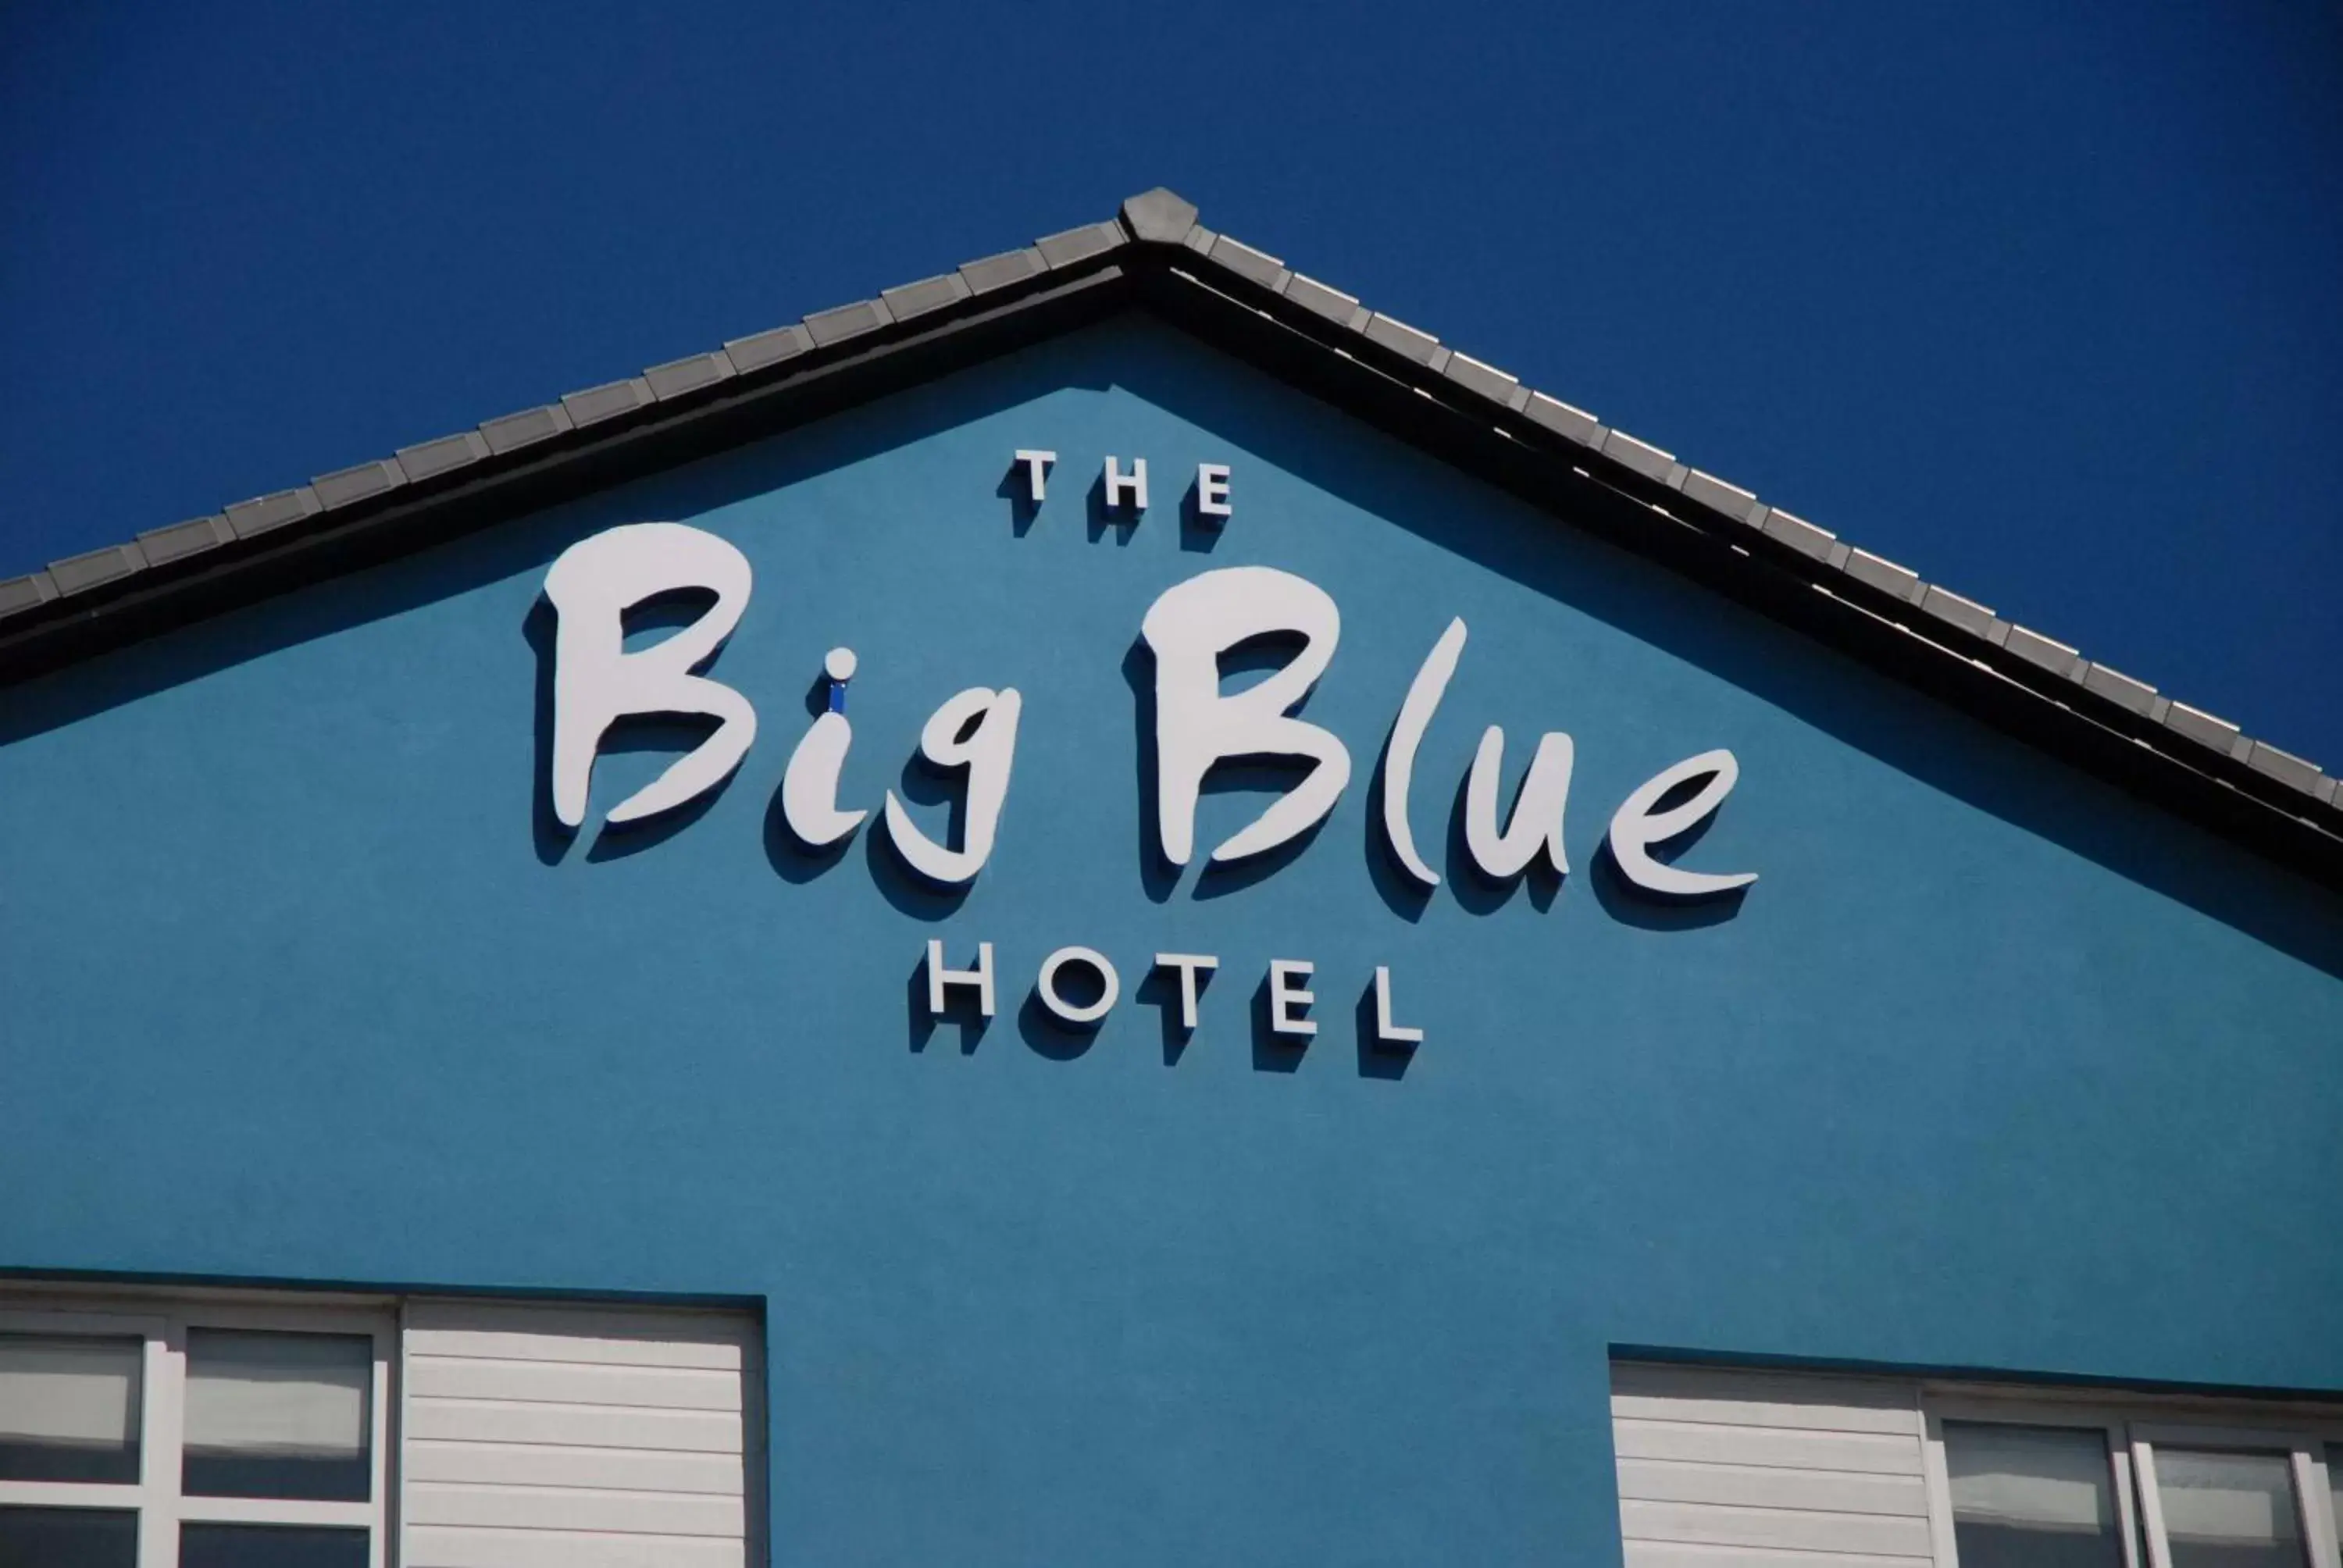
2163, 701, 2241, 753
224, 486, 323, 539
0, 572, 59, 618
1844, 547, 1921, 599
2002, 624, 2081, 676
480, 404, 575, 455
395, 429, 491, 483
562, 377, 654, 428
136, 515, 234, 567
1521, 392, 1599, 446
5, 194, 2326, 822
1919, 584, 1996, 639
49, 543, 145, 596
1443, 352, 1518, 405
882, 272, 973, 322
1282, 273, 1359, 323
1167, 215, 2334, 793
803, 298, 891, 347
2245, 740, 2323, 795
1035, 220, 1126, 269
958, 248, 1047, 296
1362, 312, 1440, 365
1678, 470, 1757, 523
644, 351, 736, 401
2081, 661, 2158, 717
723, 323, 811, 375
1760, 507, 1835, 561
312, 459, 407, 510
1207, 235, 1287, 290
1121, 187, 1200, 245
1600, 429, 1676, 483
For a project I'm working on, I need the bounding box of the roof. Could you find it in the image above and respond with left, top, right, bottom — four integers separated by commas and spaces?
4, 187, 2338, 885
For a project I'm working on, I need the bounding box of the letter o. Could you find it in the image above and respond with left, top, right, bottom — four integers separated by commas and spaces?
1036, 946, 1120, 1027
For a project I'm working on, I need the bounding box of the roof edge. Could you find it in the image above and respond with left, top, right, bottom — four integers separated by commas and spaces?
2, 186, 2336, 873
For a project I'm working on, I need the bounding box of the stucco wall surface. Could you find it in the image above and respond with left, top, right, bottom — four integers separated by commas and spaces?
3, 317, 2339, 1566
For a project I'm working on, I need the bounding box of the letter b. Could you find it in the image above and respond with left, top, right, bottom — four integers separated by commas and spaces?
542, 522, 758, 830
1140, 565, 1351, 864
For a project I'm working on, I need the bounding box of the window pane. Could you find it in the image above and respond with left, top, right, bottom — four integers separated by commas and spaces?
182, 1330, 370, 1502
0, 1335, 142, 1484
2157, 1449, 2306, 1568
178, 1523, 369, 1568
0, 1505, 138, 1568
1944, 1421, 2126, 1568
2329, 1452, 2341, 1563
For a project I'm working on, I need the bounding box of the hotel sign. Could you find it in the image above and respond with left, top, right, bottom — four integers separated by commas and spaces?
539, 454, 1756, 1048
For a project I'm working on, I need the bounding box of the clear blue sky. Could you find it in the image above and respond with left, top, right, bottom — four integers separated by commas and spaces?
5, 2, 2338, 765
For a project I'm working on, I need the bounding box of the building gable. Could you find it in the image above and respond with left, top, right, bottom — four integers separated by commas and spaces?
2, 197, 2339, 1568
2, 190, 2335, 887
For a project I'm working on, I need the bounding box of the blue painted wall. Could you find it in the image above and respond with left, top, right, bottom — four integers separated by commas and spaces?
3, 317, 2338, 1566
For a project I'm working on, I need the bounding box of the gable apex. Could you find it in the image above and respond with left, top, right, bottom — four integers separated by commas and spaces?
1, 188, 2334, 882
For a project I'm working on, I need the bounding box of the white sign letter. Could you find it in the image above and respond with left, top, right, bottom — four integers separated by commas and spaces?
925, 940, 996, 1017
1382, 617, 1466, 887
1036, 946, 1120, 1027
1104, 455, 1148, 511
1140, 565, 1352, 865
779, 647, 866, 848
1373, 966, 1423, 1047
1195, 463, 1231, 521
1153, 953, 1220, 1033
1607, 748, 1757, 898
542, 522, 757, 830
782, 711, 864, 846
1015, 449, 1055, 502
1464, 725, 1574, 879
883, 686, 1023, 884
1268, 959, 1317, 1038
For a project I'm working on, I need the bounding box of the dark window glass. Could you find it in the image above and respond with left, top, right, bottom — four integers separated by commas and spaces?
1944, 1421, 2126, 1568
0, 1335, 142, 1485
181, 1331, 370, 1502
177, 1523, 369, 1568
2158, 1449, 2306, 1568
2328, 1452, 2341, 1567
0, 1505, 138, 1568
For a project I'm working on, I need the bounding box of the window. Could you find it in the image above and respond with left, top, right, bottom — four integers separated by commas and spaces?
2330, 1452, 2343, 1566
2, 1287, 765, 1568
1607, 1362, 2343, 1568
0, 1300, 390, 1568
1942, 1420, 2131, 1568
1924, 1409, 2343, 1568
2129, 1428, 2338, 1568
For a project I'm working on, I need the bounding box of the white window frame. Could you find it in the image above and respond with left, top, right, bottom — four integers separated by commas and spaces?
1924, 1398, 2148, 1568
0, 1295, 394, 1568
2131, 1422, 2341, 1568
1920, 1388, 2343, 1568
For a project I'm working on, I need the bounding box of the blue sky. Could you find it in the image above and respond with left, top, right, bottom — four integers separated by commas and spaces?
4, 2, 2338, 764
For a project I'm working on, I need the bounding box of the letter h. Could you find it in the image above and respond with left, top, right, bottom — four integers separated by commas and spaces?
925, 940, 997, 1017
